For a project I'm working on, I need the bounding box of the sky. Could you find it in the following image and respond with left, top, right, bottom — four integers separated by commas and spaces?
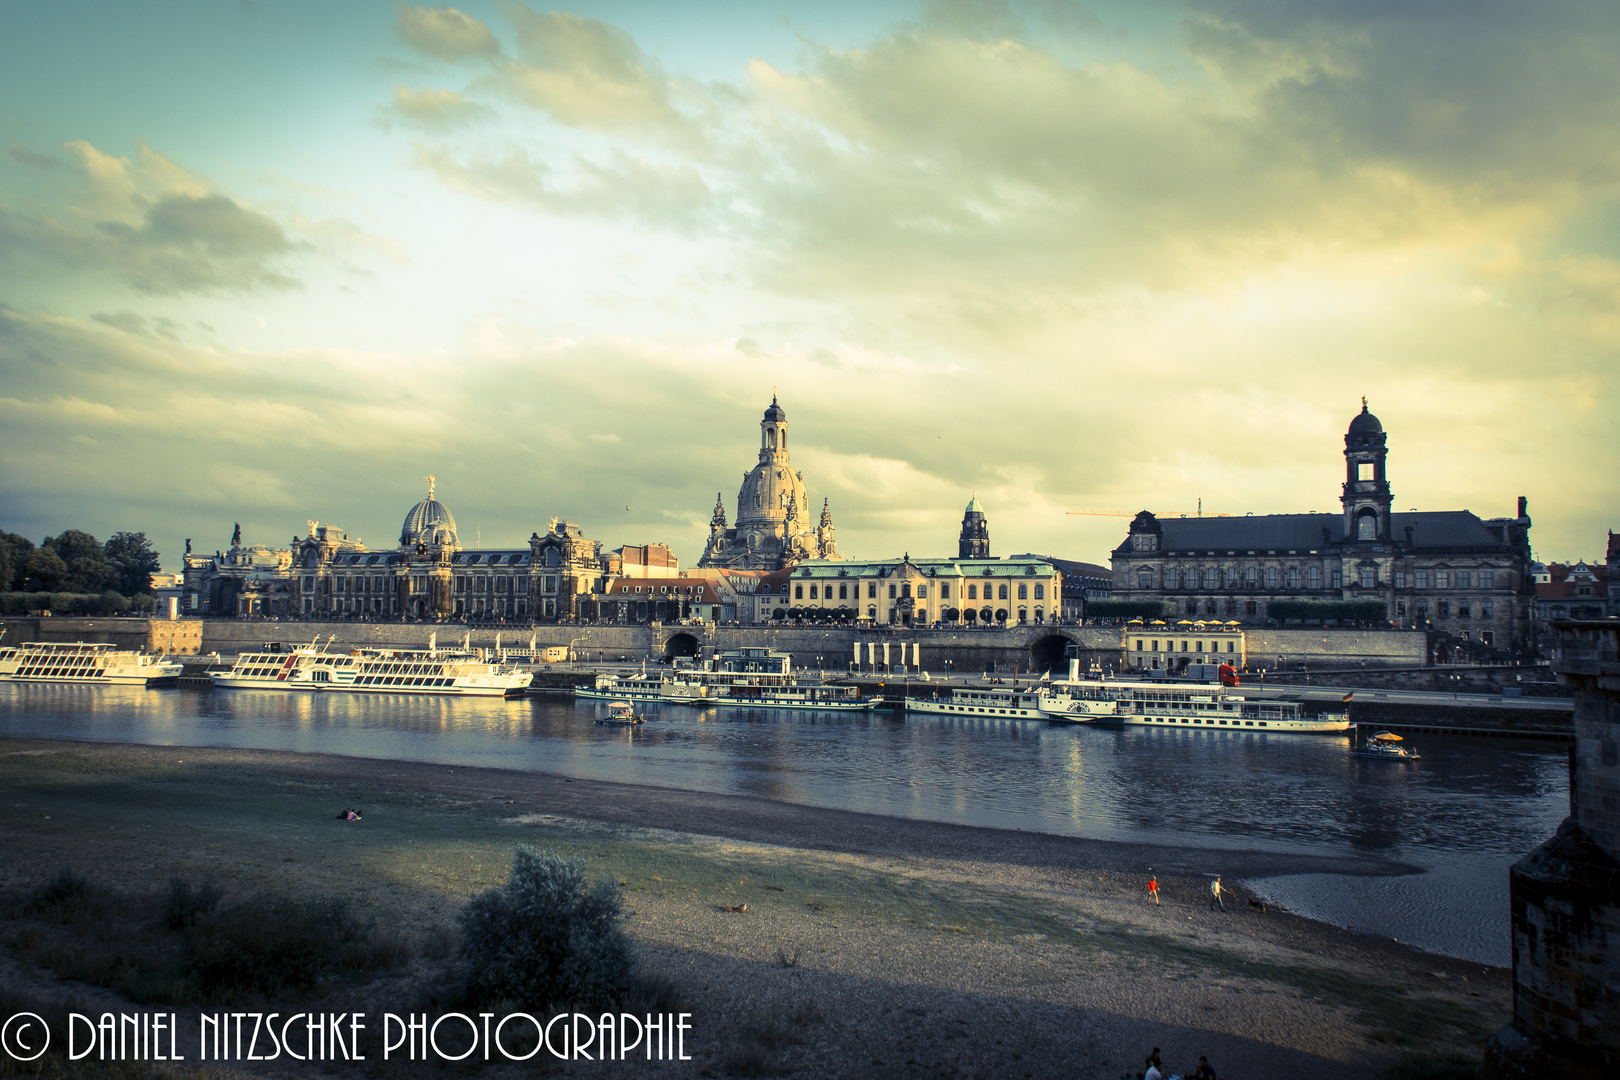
2, 0, 1617, 573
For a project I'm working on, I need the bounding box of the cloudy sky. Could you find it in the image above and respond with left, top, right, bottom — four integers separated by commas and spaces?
2, 0, 1616, 572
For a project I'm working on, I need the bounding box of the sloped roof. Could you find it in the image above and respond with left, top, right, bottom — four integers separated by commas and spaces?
1116, 510, 1512, 554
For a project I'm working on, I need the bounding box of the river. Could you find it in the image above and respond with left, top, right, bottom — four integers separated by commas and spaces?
0, 684, 1569, 966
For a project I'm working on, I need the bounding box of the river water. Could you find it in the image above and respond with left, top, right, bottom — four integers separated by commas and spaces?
0, 685, 1569, 967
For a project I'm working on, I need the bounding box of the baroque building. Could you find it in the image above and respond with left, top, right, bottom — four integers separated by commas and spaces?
740, 554, 1060, 627
698, 396, 841, 570
182, 479, 608, 621
1109, 402, 1535, 650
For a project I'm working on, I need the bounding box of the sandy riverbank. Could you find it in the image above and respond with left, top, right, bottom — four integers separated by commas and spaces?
0, 737, 1502, 1079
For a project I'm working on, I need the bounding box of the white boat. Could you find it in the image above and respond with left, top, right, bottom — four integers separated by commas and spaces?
0, 641, 182, 686
1036, 677, 1351, 734
1351, 728, 1419, 760
595, 701, 643, 726
658, 647, 879, 711
208, 641, 532, 697
575, 669, 668, 703
904, 684, 1063, 719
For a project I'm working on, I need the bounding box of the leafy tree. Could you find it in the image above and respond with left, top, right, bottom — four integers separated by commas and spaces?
1086, 599, 1179, 620
104, 532, 161, 595
0, 532, 32, 591
43, 530, 110, 593
22, 548, 67, 591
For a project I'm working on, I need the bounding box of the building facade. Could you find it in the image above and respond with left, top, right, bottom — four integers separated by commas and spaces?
743, 554, 1061, 627
698, 396, 841, 571
1109, 402, 1535, 650
182, 482, 609, 621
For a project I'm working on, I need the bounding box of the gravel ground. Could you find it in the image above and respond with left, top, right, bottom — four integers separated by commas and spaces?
0, 738, 1506, 1079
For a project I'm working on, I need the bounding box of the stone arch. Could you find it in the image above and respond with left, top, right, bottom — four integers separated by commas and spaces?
1028, 634, 1075, 675
662, 632, 700, 660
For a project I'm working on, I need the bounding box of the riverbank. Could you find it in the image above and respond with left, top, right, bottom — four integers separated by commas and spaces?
0, 737, 1503, 1079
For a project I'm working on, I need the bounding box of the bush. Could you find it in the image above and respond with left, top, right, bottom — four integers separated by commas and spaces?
457, 846, 634, 1010
1087, 599, 1178, 620
163, 877, 220, 930
182, 894, 406, 997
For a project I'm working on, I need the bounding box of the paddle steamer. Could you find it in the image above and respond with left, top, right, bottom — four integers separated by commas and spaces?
209, 640, 532, 697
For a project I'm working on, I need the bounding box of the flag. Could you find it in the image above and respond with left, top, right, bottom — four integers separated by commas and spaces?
1343, 692, 1354, 702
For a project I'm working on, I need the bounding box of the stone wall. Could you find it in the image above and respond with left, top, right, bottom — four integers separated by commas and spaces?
1243, 627, 1429, 666
1486, 621, 1620, 1079
2, 617, 207, 656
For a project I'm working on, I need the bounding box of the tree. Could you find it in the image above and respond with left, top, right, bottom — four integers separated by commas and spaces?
104, 532, 162, 595
0, 532, 34, 591
22, 548, 67, 592
43, 530, 110, 594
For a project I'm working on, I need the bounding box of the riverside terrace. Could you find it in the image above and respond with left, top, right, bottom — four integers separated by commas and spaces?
84, 618, 1441, 675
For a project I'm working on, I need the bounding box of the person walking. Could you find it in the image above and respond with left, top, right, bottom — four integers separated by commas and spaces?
1209, 876, 1226, 912
1147, 875, 1160, 905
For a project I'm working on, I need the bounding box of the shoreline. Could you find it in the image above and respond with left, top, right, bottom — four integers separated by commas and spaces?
0, 735, 1508, 1078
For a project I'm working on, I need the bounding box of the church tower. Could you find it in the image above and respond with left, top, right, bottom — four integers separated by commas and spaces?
1342, 398, 1393, 542
959, 494, 990, 558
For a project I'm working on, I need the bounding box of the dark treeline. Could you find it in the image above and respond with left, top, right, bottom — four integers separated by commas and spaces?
0, 530, 162, 615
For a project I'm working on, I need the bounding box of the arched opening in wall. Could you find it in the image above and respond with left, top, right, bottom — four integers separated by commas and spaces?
1029, 635, 1074, 675
1356, 509, 1378, 540
662, 633, 699, 660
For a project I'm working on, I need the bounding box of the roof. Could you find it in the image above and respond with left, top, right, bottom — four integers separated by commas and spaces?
1114, 511, 1513, 554
400, 497, 458, 547
965, 494, 984, 513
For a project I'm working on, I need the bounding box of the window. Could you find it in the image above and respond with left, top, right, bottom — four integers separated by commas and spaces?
1458, 602, 1471, 618
1417, 600, 1428, 617
1244, 567, 1257, 588
1227, 567, 1241, 588
1135, 639, 1143, 651
1436, 571, 1451, 588
918, 585, 927, 598
1481, 601, 1493, 618
1357, 514, 1376, 540
1265, 567, 1279, 588
1245, 601, 1257, 615
1438, 600, 1450, 618
303, 576, 314, 592
809, 585, 817, 599
888, 584, 896, 598
1394, 571, 1406, 588
1397, 601, 1407, 617
1138, 571, 1152, 589
1151, 640, 1159, 652
1480, 570, 1494, 589
1034, 584, 1043, 599
496, 577, 508, 593
1331, 570, 1343, 589
868, 583, 877, 598
1456, 571, 1471, 589
1359, 567, 1376, 588
1018, 584, 1028, 599
840, 584, 848, 599
1358, 462, 1374, 481
940, 585, 949, 599
1416, 570, 1430, 588
998, 584, 1008, 600
1166, 568, 1181, 589
795, 584, 803, 599
1287, 567, 1300, 589
1203, 567, 1219, 589
968, 584, 977, 600
1481, 631, 1494, 646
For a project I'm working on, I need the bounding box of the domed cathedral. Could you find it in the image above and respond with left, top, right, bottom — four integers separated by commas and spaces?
1109, 401, 1536, 656
959, 494, 990, 558
698, 395, 843, 570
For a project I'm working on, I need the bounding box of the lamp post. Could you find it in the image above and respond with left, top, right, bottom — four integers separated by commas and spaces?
569, 632, 589, 669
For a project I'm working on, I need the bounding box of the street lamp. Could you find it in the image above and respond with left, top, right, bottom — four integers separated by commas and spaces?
569, 632, 590, 669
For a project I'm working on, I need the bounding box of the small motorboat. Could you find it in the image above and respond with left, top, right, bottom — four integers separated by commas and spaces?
596, 701, 644, 726
1351, 728, 1418, 760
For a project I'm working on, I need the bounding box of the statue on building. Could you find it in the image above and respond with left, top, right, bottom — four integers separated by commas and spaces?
231, 522, 241, 548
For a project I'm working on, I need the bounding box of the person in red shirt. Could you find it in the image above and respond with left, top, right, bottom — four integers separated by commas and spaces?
1147, 875, 1160, 905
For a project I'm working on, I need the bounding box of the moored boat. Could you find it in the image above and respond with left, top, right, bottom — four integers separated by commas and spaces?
904, 684, 1059, 719
208, 640, 532, 697
0, 641, 182, 686
1036, 677, 1351, 734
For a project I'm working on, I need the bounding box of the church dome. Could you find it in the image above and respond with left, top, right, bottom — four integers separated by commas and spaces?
401, 497, 458, 548
1348, 402, 1383, 436
763, 395, 786, 422
965, 493, 984, 514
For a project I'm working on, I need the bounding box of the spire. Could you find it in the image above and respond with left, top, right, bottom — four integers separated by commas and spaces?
820, 497, 833, 528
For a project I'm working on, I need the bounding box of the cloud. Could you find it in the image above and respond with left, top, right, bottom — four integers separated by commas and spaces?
396, 3, 499, 60
412, 142, 712, 228
380, 84, 489, 130
8, 145, 61, 169
499, 7, 685, 134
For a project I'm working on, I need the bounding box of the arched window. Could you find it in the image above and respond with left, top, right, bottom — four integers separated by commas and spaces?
1017, 584, 1028, 599
794, 584, 803, 599
1306, 566, 1322, 590
1243, 567, 1257, 588
998, 584, 1009, 600
1265, 567, 1279, 588
1287, 567, 1299, 589
901, 583, 911, 598
968, 584, 978, 600
1034, 584, 1044, 599
1203, 567, 1219, 589
1357, 512, 1377, 540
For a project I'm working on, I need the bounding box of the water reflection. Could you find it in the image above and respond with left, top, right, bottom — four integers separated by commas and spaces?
0, 684, 1568, 964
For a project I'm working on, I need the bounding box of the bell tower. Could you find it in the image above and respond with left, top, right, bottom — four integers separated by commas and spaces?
959, 494, 990, 558
1342, 398, 1393, 542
